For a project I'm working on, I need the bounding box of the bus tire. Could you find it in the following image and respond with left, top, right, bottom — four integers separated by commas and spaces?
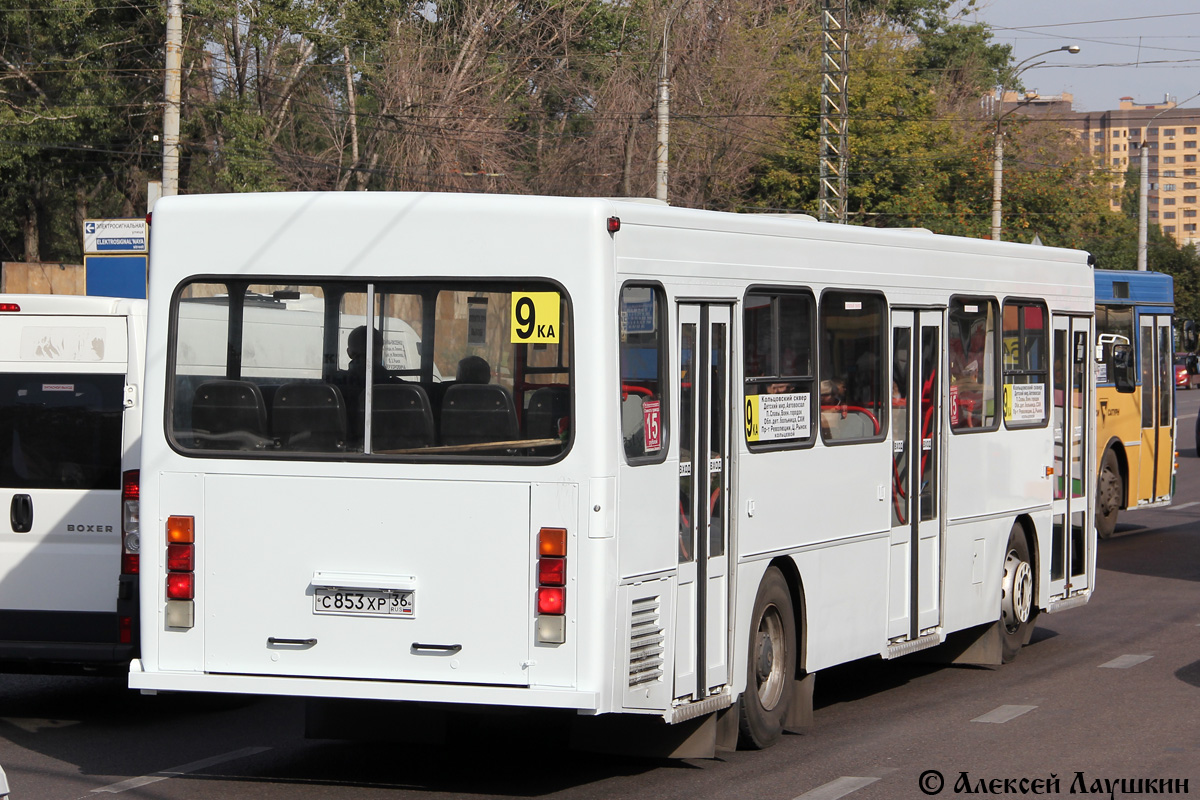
1096, 448, 1122, 540
738, 566, 796, 749
1000, 525, 1035, 663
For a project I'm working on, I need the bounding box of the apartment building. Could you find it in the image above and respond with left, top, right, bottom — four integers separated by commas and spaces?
1019, 95, 1200, 247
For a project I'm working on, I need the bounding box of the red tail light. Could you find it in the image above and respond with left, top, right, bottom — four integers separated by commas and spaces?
121, 470, 140, 575
535, 527, 567, 644
118, 615, 133, 644
166, 543, 194, 572
538, 557, 565, 586
0, 303, 20, 312
166, 572, 194, 600
537, 586, 566, 615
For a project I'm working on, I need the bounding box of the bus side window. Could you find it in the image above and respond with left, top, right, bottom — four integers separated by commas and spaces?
743, 289, 815, 449
948, 297, 999, 431
819, 292, 886, 443
1002, 300, 1049, 428
620, 285, 667, 462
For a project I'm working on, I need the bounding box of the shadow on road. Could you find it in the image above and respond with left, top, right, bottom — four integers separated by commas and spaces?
0, 674, 676, 795
1097, 518, 1200, 583
1174, 659, 1200, 689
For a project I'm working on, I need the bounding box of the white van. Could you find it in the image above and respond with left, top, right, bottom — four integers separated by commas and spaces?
0, 294, 145, 671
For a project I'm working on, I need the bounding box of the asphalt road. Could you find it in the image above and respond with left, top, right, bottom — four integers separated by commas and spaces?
2, 396, 1199, 800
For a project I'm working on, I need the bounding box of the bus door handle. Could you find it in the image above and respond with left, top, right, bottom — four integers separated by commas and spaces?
411, 642, 462, 655
267, 637, 317, 647
10, 495, 32, 533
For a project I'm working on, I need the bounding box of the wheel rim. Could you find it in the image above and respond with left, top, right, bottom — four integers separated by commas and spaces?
1098, 463, 1121, 517
1002, 548, 1033, 633
754, 604, 786, 710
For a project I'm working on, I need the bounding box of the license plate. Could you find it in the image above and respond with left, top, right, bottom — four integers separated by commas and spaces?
313, 587, 414, 618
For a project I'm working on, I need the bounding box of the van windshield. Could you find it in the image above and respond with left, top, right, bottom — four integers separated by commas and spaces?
168, 279, 571, 461
0, 373, 125, 490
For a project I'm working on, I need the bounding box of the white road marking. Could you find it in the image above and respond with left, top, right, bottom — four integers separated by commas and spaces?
792, 776, 880, 800
972, 704, 1037, 723
91, 746, 271, 793
1168, 501, 1200, 511
1100, 654, 1153, 669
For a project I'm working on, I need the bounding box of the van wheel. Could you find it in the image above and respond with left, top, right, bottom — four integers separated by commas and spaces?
1096, 449, 1122, 540
1000, 525, 1035, 663
738, 567, 796, 749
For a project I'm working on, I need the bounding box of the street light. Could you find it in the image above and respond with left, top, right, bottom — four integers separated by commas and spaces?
990, 45, 1081, 242
1137, 89, 1200, 270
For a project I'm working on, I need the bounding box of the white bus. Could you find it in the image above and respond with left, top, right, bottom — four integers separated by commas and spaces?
131, 192, 1095, 755
0, 294, 145, 671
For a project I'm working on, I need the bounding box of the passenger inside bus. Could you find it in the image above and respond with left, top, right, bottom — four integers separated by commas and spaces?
346, 325, 389, 384
456, 355, 492, 384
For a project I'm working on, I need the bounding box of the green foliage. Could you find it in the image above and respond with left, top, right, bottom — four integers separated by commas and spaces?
3, 0, 1199, 330
187, 102, 283, 193
0, 0, 162, 261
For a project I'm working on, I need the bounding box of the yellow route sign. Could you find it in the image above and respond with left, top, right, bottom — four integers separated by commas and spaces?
511, 292, 561, 344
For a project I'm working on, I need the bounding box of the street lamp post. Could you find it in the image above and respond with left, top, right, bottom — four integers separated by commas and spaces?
655, 3, 683, 204
1138, 90, 1200, 270
990, 45, 1080, 242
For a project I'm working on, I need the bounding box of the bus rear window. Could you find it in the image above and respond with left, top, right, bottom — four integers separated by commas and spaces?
0, 373, 125, 490
168, 280, 571, 461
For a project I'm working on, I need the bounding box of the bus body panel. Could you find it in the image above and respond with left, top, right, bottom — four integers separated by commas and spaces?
134, 192, 1095, 728
0, 296, 144, 668
945, 429, 1054, 522
187, 473, 534, 685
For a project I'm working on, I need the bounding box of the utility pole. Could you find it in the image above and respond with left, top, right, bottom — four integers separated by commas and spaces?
989, 45, 1079, 242
162, 0, 183, 198
655, 19, 671, 204
818, 0, 847, 223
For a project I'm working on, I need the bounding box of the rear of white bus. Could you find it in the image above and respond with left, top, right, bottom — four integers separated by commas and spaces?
131, 193, 617, 720
0, 295, 144, 671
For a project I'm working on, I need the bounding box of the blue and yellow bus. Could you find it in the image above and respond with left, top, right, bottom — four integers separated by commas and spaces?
1093, 269, 1176, 538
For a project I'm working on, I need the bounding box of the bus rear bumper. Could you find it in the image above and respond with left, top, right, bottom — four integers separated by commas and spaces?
127, 659, 599, 710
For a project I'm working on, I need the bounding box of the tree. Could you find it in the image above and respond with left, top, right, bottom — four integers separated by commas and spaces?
0, 0, 163, 263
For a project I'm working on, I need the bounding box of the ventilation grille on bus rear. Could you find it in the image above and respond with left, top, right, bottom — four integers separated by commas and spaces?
628, 595, 665, 688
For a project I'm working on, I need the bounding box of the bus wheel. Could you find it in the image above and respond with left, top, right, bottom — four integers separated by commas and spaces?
1000, 525, 1035, 663
1096, 449, 1122, 540
738, 566, 796, 749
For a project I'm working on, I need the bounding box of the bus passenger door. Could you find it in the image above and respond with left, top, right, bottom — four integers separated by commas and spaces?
1137, 314, 1174, 505
1049, 316, 1091, 598
675, 303, 732, 702
888, 309, 943, 641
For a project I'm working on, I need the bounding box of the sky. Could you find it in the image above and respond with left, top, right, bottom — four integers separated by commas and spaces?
955, 1, 1200, 113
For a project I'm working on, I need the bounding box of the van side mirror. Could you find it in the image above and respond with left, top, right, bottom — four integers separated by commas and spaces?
1112, 343, 1135, 394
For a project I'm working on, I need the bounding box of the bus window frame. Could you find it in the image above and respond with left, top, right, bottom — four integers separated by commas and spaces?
165, 274, 575, 465
619, 281, 670, 466
817, 288, 889, 446
1001, 296, 1051, 431
947, 294, 1001, 435
742, 284, 817, 452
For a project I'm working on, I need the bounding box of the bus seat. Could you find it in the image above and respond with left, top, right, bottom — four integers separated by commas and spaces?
272, 382, 348, 451
365, 383, 435, 451
191, 380, 270, 450
440, 384, 518, 446
524, 386, 569, 440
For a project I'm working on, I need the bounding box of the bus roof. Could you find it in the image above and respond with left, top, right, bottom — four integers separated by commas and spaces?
148, 192, 1093, 293
1094, 269, 1173, 306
